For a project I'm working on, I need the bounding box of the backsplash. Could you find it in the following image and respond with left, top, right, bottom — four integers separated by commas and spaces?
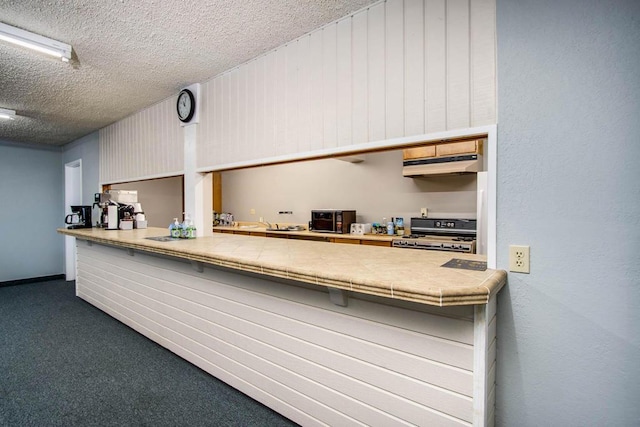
221, 149, 477, 227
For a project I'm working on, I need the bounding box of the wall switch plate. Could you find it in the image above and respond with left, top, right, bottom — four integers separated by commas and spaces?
509, 245, 530, 273
250, 208, 255, 215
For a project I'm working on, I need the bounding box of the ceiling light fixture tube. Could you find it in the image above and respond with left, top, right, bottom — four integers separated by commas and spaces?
0, 108, 17, 120
0, 22, 72, 62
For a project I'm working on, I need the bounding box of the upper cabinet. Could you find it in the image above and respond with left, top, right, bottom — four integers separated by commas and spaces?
402, 139, 484, 177
197, 0, 496, 170
403, 140, 484, 161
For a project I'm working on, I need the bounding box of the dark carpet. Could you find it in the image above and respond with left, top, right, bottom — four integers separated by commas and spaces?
0, 279, 299, 427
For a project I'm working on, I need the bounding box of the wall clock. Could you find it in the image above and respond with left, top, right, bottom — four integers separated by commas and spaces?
176, 89, 195, 123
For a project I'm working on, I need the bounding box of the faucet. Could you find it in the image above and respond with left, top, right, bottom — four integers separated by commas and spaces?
260, 220, 273, 229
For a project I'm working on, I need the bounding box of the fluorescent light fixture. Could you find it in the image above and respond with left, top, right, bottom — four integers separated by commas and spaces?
0, 22, 71, 62
0, 108, 16, 120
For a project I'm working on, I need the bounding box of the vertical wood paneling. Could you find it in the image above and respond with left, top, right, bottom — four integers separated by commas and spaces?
253, 57, 265, 159
367, 2, 386, 142
336, 18, 352, 147
238, 65, 248, 161
309, 30, 324, 151
446, 0, 471, 129
99, 96, 182, 183
351, 10, 369, 144
425, 0, 447, 133
213, 77, 223, 164
228, 71, 239, 162
385, 0, 405, 139
322, 24, 338, 148
273, 48, 286, 154
110, 0, 497, 171
263, 53, 276, 157
284, 42, 299, 154
297, 35, 312, 153
221, 73, 231, 164
404, 0, 425, 135
245, 60, 256, 161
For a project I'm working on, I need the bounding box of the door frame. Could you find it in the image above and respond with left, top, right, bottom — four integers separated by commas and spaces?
64, 159, 82, 281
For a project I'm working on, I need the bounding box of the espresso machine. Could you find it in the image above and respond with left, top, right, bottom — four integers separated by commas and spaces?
94, 190, 147, 230
65, 205, 92, 229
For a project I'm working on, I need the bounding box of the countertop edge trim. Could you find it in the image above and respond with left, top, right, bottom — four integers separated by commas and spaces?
60, 229, 506, 307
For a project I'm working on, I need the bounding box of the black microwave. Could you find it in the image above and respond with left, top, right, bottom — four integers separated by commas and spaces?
310, 210, 356, 234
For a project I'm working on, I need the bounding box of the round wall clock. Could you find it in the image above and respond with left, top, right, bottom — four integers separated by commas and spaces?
176, 89, 195, 123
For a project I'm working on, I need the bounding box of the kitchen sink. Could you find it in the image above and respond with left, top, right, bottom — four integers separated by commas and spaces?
145, 236, 180, 242
266, 226, 305, 232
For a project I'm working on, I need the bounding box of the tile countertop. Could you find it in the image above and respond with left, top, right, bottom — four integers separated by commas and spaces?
58, 227, 507, 307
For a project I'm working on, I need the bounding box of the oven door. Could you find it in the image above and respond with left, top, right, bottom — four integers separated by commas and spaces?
311, 211, 337, 232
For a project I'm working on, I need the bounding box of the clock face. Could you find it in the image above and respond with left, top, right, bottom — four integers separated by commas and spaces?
177, 89, 195, 122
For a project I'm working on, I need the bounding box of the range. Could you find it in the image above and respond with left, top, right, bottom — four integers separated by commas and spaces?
392, 218, 477, 253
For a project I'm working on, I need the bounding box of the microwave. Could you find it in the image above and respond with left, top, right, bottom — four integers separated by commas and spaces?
310, 210, 356, 234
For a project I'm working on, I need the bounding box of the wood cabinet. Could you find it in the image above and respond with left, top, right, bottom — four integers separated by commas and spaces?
331, 238, 361, 245
361, 240, 392, 247
402, 145, 436, 160
436, 139, 483, 157
403, 139, 483, 160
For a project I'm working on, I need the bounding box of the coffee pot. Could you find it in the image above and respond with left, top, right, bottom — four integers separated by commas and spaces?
66, 205, 92, 229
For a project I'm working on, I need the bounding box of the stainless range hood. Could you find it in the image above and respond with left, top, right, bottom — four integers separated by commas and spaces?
402, 154, 482, 177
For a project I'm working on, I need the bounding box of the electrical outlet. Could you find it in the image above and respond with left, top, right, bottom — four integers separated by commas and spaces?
509, 245, 530, 273
420, 207, 428, 217
250, 208, 255, 215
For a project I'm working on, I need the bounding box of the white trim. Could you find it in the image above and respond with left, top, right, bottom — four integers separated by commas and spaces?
64, 159, 82, 281
199, 125, 495, 172
473, 293, 497, 426
100, 170, 184, 187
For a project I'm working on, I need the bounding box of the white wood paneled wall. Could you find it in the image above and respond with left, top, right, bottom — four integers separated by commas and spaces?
99, 97, 183, 184
197, 0, 496, 169
76, 241, 481, 426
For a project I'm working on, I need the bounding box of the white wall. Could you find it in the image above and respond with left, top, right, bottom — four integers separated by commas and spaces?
496, 0, 640, 425
222, 149, 478, 226
0, 141, 63, 282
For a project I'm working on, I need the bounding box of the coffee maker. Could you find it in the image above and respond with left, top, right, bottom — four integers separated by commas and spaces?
65, 205, 92, 229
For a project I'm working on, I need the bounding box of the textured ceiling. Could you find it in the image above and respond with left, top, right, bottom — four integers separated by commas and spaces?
0, 0, 378, 146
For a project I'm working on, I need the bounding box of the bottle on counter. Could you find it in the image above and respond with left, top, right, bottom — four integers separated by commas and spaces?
387, 221, 395, 235
184, 214, 196, 239
169, 217, 181, 238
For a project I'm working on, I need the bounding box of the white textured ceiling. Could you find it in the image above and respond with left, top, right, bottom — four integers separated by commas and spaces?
0, 0, 378, 146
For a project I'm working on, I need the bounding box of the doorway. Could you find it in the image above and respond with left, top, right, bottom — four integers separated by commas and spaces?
64, 159, 82, 281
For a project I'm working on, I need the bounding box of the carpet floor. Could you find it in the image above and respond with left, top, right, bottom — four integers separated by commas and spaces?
0, 279, 299, 426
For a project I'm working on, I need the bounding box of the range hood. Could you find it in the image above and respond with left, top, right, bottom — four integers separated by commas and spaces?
403, 154, 482, 177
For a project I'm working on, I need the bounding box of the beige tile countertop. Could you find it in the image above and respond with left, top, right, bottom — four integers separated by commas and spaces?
58, 227, 506, 307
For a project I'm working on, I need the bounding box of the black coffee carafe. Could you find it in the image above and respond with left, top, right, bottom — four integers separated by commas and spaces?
65, 205, 92, 229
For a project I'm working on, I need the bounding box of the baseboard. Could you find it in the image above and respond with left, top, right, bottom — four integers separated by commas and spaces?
0, 274, 66, 288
